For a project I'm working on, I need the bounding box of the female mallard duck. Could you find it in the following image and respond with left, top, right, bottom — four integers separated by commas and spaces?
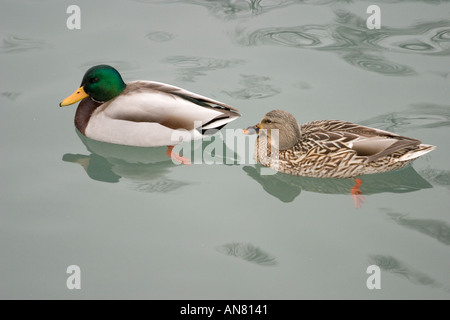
245, 110, 435, 179
60, 65, 241, 164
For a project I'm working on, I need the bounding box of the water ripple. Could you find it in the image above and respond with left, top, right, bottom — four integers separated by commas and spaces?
223, 74, 281, 99
342, 52, 416, 76
233, 10, 450, 75
432, 28, 450, 42
234, 12, 450, 54
378, 25, 450, 56
360, 103, 450, 133
400, 41, 434, 51
419, 168, 450, 190
0, 35, 49, 54
134, 0, 298, 20
164, 55, 245, 82
235, 25, 334, 49
79, 60, 141, 76
146, 31, 176, 42
257, 28, 321, 47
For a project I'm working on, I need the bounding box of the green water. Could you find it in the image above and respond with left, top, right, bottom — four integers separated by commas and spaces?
1, 0, 449, 299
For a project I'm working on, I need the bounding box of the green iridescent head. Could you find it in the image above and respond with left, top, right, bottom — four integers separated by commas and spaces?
60, 65, 126, 107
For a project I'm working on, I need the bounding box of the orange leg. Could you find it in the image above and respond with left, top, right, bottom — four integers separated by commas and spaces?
351, 178, 365, 209
166, 146, 191, 165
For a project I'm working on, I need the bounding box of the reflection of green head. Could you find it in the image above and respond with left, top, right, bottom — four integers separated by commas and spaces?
62, 153, 120, 183
81, 65, 126, 102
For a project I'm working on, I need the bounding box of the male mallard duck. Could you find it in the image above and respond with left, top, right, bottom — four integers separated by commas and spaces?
244, 110, 435, 178
60, 65, 241, 164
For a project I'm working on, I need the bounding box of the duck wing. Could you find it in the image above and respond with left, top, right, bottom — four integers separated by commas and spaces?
300, 120, 424, 162
103, 81, 240, 132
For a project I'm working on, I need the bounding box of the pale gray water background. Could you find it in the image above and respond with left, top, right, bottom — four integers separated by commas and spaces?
1, 0, 450, 299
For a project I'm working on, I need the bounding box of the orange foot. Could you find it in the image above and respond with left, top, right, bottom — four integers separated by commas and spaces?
166, 146, 191, 165
351, 178, 365, 209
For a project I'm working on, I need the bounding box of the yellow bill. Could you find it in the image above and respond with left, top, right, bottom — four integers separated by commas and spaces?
59, 86, 89, 107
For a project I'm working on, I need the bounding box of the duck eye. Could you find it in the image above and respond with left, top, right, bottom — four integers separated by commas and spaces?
90, 77, 99, 84
265, 119, 272, 124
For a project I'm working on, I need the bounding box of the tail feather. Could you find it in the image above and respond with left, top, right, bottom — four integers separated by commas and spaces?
366, 139, 420, 162
397, 144, 436, 161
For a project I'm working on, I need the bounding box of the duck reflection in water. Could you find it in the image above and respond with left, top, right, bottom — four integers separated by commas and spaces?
63, 130, 240, 193
244, 110, 435, 207
63, 130, 190, 193
243, 165, 433, 207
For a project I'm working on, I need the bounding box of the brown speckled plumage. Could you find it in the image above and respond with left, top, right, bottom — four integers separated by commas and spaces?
253, 111, 435, 178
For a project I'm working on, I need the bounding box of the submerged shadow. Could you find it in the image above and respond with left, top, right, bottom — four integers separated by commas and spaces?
382, 208, 450, 246
215, 242, 277, 266
368, 254, 449, 292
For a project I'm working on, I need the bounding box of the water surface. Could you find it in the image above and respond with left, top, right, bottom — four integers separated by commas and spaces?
1, 0, 449, 299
